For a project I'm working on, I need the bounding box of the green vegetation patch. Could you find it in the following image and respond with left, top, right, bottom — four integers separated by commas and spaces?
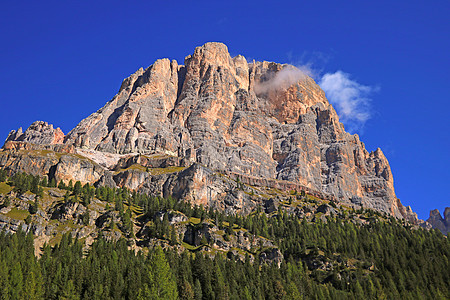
189, 217, 201, 225
114, 164, 147, 174
182, 242, 202, 251
147, 166, 186, 175
33, 149, 57, 156
17, 149, 63, 159
0, 182, 12, 194
130, 205, 143, 215
55, 220, 79, 232
5, 207, 29, 220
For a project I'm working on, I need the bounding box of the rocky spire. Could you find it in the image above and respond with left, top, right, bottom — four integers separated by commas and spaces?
5, 121, 64, 145
427, 208, 450, 235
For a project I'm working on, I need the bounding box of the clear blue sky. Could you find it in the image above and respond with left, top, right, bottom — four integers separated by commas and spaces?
0, 0, 448, 220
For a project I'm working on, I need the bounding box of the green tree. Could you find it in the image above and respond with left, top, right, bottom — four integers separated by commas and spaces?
60, 279, 80, 300
73, 181, 82, 195
170, 227, 178, 246
58, 180, 66, 190
81, 210, 90, 226
200, 235, 208, 246
40, 176, 48, 187
29, 199, 38, 214
194, 279, 202, 300
179, 279, 194, 300
0, 169, 7, 182
353, 280, 364, 299
0, 260, 11, 298
148, 247, 178, 300
25, 215, 32, 225
24, 270, 44, 300
10, 262, 24, 299
122, 208, 133, 236
2, 196, 10, 207
49, 177, 57, 188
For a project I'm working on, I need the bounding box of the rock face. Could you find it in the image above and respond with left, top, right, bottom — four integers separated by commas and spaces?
426, 208, 450, 235
6, 121, 64, 145
0, 146, 105, 185
3, 42, 412, 219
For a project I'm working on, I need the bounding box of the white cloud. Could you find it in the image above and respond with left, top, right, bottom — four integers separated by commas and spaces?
319, 71, 375, 132
254, 65, 311, 94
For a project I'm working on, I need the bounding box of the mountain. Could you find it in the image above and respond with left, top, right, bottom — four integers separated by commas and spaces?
427, 207, 450, 235
0, 43, 448, 299
2, 42, 418, 221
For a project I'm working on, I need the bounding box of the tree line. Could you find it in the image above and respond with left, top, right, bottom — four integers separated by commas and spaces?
0, 168, 448, 299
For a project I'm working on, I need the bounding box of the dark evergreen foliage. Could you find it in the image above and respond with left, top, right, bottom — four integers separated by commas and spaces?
0, 168, 448, 299
0, 214, 448, 299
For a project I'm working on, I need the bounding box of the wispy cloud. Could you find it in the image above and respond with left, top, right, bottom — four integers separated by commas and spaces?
254, 65, 311, 94
319, 71, 375, 132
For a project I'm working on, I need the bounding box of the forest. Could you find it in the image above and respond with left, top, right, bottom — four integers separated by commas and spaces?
0, 169, 448, 299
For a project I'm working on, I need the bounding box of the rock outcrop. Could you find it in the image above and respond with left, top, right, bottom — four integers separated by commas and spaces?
5, 121, 64, 145
2, 42, 414, 219
426, 208, 450, 235
0, 147, 105, 185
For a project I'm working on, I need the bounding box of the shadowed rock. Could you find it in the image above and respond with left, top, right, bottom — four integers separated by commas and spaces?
426, 208, 450, 235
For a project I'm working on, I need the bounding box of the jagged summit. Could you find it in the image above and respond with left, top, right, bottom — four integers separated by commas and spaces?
427, 208, 450, 235
2, 42, 417, 220
6, 121, 64, 145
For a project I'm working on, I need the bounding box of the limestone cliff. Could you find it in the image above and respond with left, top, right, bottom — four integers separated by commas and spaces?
426, 208, 450, 235
2, 42, 413, 219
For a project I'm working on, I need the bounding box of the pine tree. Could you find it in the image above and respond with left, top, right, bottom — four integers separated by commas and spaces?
73, 181, 82, 195
353, 279, 365, 299
49, 178, 57, 188
149, 247, 178, 300
61, 279, 80, 300
10, 262, 24, 299
2, 196, 10, 208
0, 169, 7, 182
194, 279, 202, 300
58, 180, 66, 190
179, 279, 194, 300
170, 227, 178, 246
24, 270, 44, 300
0, 260, 11, 298
40, 176, 48, 187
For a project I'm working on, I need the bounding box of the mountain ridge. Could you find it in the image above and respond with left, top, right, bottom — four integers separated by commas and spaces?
2, 42, 420, 223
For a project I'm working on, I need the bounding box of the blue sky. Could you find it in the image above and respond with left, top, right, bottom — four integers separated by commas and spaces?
0, 0, 448, 220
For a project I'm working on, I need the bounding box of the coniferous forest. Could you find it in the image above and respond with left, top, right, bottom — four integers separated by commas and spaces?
0, 169, 448, 299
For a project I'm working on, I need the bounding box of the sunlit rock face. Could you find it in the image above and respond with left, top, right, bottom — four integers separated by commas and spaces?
6, 121, 64, 145
3, 42, 410, 218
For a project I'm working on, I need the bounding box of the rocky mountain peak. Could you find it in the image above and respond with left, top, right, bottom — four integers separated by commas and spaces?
2, 43, 418, 220
186, 42, 234, 74
445, 207, 450, 222
426, 208, 450, 234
